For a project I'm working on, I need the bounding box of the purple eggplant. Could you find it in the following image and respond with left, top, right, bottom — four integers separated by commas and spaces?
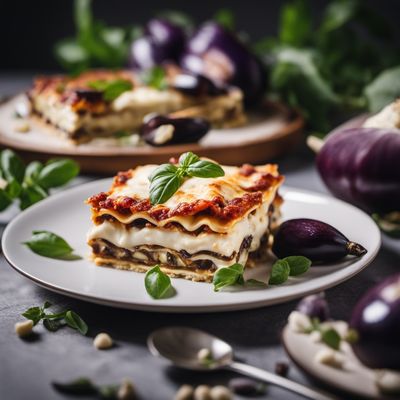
272, 218, 367, 263
350, 273, 400, 370
296, 293, 330, 321
172, 72, 227, 97
141, 114, 209, 146
129, 19, 186, 70
316, 128, 400, 214
180, 22, 266, 105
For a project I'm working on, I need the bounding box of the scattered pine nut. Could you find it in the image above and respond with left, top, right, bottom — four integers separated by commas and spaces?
174, 384, 194, 400
15, 320, 34, 337
93, 332, 113, 349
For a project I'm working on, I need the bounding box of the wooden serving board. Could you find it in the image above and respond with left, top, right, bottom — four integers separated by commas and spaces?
0, 94, 304, 174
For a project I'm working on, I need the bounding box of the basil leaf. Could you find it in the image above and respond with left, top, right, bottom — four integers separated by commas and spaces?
149, 173, 182, 205
148, 163, 178, 183
37, 159, 79, 189
22, 306, 44, 325
24, 161, 44, 186
319, 0, 358, 34
88, 79, 133, 101
0, 149, 25, 184
321, 328, 341, 350
64, 310, 88, 335
5, 179, 22, 199
245, 279, 267, 287
268, 259, 290, 285
43, 301, 52, 309
23, 231, 80, 260
364, 66, 400, 113
43, 318, 64, 332
0, 189, 12, 211
187, 160, 225, 178
213, 263, 245, 292
19, 185, 48, 210
284, 256, 311, 276
52, 377, 98, 395
179, 152, 200, 168
141, 66, 167, 90
145, 265, 174, 299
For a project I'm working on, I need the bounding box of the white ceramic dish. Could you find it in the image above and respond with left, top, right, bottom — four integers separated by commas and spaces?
282, 323, 396, 399
2, 180, 380, 312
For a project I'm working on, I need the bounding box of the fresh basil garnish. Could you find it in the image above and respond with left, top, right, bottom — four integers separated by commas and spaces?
52, 378, 98, 396
321, 328, 341, 350
0, 150, 79, 211
149, 152, 225, 205
213, 263, 245, 292
269, 256, 311, 284
52, 377, 123, 398
36, 159, 80, 189
1, 149, 25, 185
145, 265, 175, 299
23, 231, 81, 260
268, 259, 290, 285
64, 311, 88, 335
0, 189, 12, 211
87, 79, 133, 101
22, 302, 88, 335
141, 66, 168, 90
214, 255, 311, 291
285, 256, 312, 276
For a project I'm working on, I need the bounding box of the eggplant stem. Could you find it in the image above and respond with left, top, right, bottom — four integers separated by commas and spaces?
306, 135, 325, 153
346, 241, 368, 257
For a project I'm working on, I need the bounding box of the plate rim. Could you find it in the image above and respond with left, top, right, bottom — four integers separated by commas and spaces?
1, 179, 381, 313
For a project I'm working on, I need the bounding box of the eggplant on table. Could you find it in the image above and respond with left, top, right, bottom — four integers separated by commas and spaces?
309, 127, 400, 237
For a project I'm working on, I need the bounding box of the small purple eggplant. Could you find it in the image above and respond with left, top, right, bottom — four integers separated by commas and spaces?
129, 19, 186, 70
172, 72, 227, 97
350, 273, 400, 370
296, 293, 330, 321
180, 22, 266, 105
272, 218, 367, 263
141, 114, 209, 146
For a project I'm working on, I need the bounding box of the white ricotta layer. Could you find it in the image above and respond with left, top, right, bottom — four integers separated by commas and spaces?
87, 202, 271, 268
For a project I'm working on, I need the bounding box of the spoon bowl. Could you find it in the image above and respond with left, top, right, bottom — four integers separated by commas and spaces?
148, 326, 233, 370
148, 326, 336, 400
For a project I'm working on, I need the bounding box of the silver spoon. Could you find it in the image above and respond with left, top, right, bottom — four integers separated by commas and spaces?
148, 326, 336, 400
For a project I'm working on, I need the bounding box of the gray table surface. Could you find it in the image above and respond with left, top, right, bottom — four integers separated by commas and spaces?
1, 75, 399, 400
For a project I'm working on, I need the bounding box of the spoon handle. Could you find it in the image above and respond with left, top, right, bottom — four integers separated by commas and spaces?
228, 361, 336, 400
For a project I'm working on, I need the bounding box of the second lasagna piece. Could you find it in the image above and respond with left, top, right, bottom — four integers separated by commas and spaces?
28, 68, 245, 143
86, 160, 284, 282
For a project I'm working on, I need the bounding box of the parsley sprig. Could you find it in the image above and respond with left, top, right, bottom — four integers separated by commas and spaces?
22, 302, 88, 335
148, 152, 225, 205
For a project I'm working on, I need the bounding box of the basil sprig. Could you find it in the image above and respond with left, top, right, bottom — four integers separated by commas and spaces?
0, 150, 79, 211
144, 265, 175, 299
52, 377, 128, 398
23, 231, 81, 260
149, 152, 225, 205
140, 66, 168, 90
269, 256, 311, 285
22, 302, 88, 335
213, 256, 311, 292
87, 79, 133, 101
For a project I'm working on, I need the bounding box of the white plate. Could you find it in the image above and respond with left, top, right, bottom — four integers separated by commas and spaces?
282, 323, 394, 399
2, 180, 381, 312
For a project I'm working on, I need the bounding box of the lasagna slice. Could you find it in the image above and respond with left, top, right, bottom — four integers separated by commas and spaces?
28, 69, 245, 143
86, 161, 284, 282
